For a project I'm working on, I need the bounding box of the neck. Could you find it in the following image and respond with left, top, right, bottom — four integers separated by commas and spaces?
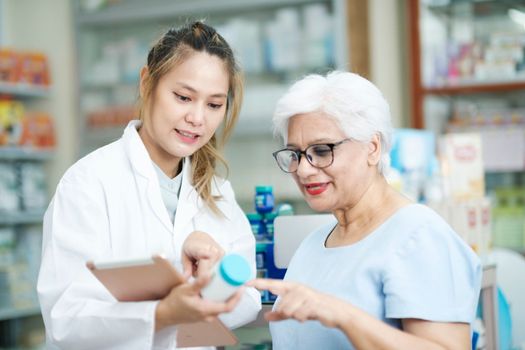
330, 175, 411, 245
138, 125, 183, 178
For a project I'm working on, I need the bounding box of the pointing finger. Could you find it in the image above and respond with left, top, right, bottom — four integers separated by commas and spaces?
247, 278, 291, 295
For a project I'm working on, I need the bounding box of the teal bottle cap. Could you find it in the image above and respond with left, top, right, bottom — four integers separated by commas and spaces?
246, 213, 263, 220
255, 185, 273, 193
219, 254, 251, 286
256, 242, 268, 252
263, 212, 278, 220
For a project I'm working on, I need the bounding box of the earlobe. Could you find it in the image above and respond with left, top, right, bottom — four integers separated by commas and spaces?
139, 66, 149, 98
367, 134, 381, 166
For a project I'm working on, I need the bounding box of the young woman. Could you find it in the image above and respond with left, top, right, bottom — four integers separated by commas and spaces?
38, 22, 261, 349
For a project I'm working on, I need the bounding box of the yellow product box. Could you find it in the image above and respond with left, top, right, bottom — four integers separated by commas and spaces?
0, 100, 25, 146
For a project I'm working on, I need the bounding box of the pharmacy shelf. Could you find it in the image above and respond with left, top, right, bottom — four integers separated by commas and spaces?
0, 81, 50, 98
77, 0, 324, 26
424, 80, 525, 96
0, 210, 46, 225
0, 305, 40, 321
0, 147, 54, 161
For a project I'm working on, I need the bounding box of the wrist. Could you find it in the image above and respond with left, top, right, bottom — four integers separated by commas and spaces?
335, 301, 354, 332
155, 300, 169, 331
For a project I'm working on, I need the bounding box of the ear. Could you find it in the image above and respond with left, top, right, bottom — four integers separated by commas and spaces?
139, 65, 149, 98
367, 133, 382, 167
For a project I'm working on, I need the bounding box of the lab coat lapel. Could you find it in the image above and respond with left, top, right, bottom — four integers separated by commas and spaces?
174, 158, 200, 235
123, 120, 173, 233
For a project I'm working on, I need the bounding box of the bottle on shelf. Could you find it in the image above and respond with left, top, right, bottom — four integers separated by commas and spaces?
254, 185, 274, 215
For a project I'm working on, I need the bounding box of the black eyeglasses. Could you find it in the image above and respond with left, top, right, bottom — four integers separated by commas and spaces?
272, 139, 351, 173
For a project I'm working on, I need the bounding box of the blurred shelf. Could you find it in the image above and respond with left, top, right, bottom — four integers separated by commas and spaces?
0, 147, 54, 161
0, 82, 51, 98
84, 126, 123, 141
233, 118, 273, 137
77, 0, 325, 26
424, 80, 525, 95
0, 305, 40, 321
0, 210, 46, 225
81, 80, 138, 90
427, 0, 518, 18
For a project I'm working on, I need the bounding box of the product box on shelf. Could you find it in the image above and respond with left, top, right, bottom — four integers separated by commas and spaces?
0, 49, 51, 86
19, 112, 56, 149
0, 49, 21, 83
0, 100, 24, 146
0, 101, 55, 149
428, 197, 492, 257
18, 52, 51, 86
439, 133, 485, 201
0, 163, 19, 212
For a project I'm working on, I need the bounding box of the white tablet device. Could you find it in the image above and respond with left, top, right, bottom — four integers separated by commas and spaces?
86, 254, 184, 302
86, 254, 238, 347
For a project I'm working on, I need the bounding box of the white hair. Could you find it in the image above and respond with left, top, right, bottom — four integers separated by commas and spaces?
273, 71, 393, 174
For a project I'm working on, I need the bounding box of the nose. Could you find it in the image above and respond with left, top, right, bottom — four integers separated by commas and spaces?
295, 153, 317, 177
185, 102, 205, 126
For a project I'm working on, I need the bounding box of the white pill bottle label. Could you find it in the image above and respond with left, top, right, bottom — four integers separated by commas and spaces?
201, 253, 251, 302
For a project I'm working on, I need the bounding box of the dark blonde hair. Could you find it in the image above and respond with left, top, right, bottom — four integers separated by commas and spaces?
139, 21, 243, 215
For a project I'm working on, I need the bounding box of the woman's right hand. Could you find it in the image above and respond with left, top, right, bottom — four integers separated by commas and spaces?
154, 277, 243, 331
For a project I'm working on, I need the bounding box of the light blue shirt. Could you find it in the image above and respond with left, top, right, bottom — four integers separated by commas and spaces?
270, 204, 482, 350
152, 162, 182, 224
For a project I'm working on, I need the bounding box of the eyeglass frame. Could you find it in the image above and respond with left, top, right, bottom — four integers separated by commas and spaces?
272, 138, 352, 173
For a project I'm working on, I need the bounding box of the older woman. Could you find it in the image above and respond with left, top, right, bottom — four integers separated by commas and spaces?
249, 71, 481, 349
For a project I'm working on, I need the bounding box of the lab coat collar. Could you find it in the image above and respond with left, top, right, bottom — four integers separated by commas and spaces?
122, 120, 191, 233
121, 121, 232, 234
123, 120, 155, 180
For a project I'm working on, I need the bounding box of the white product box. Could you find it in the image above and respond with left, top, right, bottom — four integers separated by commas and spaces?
439, 133, 485, 201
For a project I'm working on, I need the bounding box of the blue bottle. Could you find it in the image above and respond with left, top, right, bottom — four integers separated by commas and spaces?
254, 186, 274, 214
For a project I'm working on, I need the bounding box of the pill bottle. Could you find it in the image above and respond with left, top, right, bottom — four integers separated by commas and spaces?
200, 253, 251, 302
255, 242, 267, 269
263, 212, 278, 240
254, 186, 274, 214
247, 212, 265, 240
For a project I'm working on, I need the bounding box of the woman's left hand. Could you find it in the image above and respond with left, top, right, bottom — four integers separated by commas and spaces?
181, 231, 225, 281
248, 278, 350, 329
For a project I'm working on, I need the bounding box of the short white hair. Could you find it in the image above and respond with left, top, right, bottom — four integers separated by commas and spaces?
273, 71, 393, 174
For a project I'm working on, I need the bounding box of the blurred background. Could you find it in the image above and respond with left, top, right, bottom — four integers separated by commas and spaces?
1, 0, 525, 349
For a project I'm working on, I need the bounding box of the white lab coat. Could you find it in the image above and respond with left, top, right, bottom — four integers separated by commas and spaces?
37, 120, 261, 350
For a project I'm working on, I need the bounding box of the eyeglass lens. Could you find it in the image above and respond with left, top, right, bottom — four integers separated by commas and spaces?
276, 144, 333, 172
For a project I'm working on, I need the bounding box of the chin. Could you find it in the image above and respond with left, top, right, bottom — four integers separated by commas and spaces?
167, 144, 198, 158
304, 197, 332, 213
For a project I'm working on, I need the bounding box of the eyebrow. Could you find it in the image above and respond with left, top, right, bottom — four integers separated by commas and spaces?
286, 138, 337, 148
176, 82, 228, 99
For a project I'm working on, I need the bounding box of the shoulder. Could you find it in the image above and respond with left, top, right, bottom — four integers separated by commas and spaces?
392, 204, 450, 233
211, 175, 235, 199
384, 204, 481, 284
60, 139, 126, 186
385, 204, 460, 254
383, 204, 482, 322
197, 175, 241, 221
